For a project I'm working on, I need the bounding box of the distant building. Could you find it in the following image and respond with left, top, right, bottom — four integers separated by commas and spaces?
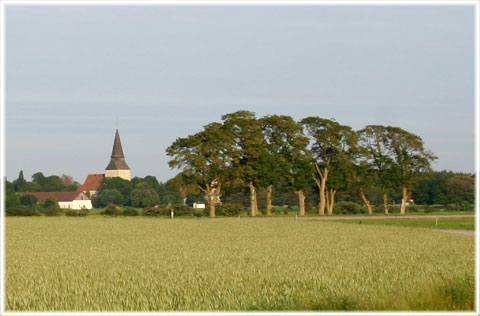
105, 129, 131, 181
25, 191, 92, 209
77, 174, 105, 197
78, 129, 131, 197
193, 202, 206, 209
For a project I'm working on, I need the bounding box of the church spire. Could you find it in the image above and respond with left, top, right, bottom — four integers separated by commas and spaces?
111, 129, 125, 159
105, 129, 131, 180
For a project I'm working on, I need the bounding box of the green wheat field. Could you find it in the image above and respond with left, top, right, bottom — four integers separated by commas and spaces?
5, 217, 475, 311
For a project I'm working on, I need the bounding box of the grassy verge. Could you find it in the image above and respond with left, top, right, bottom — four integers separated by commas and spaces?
336, 217, 475, 231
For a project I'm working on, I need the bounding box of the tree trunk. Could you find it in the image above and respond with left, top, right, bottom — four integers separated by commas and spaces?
359, 188, 373, 215
248, 181, 259, 216
295, 190, 306, 216
204, 180, 221, 218
326, 189, 336, 215
314, 164, 328, 215
400, 186, 408, 214
383, 192, 389, 214
266, 185, 273, 216
209, 201, 216, 218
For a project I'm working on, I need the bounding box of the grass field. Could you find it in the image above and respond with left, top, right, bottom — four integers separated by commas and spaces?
337, 217, 475, 231
5, 217, 475, 311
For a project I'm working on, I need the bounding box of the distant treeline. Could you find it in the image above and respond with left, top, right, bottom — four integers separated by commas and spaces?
4, 168, 474, 215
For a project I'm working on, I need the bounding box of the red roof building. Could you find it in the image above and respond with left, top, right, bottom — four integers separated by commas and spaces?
23, 191, 92, 210
77, 174, 105, 196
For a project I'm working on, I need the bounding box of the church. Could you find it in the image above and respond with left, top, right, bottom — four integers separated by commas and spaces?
22, 129, 131, 210
77, 129, 131, 197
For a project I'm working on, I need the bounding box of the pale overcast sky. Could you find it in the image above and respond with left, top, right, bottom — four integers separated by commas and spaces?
4, 4, 476, 183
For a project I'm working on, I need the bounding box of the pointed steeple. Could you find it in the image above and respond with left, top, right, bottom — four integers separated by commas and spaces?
111, 129, 125, 158
105, 129, 130, 171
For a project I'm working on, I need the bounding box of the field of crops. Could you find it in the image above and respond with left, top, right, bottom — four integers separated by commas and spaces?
5, 217, 475, 311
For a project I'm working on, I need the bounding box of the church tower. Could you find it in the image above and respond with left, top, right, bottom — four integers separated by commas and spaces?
105, 129, 131, 181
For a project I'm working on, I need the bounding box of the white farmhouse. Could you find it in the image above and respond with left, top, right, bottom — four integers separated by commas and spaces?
25, 191, 92, 210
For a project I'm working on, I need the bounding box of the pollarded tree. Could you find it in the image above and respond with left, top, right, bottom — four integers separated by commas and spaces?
167, 122, 232, 217
351, 159, 376, 215
221, 111, 265, 216
259, 115, 310, 215
357, 126, 400, 214
301, 117, 357, 215
384, 127, 437, 214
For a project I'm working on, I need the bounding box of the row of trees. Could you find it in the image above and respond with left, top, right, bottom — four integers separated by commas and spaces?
7, 171, 79, 193
167, 111, 439, 217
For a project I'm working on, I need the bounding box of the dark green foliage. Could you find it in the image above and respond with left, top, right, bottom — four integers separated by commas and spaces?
413, 170, 460, 205
94, 189, 124, 207
446, 175, 474, 207
172, 204, 194, 216
407, 204, 418, 212
45, 205, 61, 216
6, 205, 38, 216
142, 207, 169, 216
131, 182, 160, 207
24, 182, 41, 192
43, 196, 58, 209
104, 204, 121, 216
216, 203, 245, 216
14, 170, 27, 192
122, 207, 139, 216
159, 182, 185, 206
186, 192, 207, 206
97, 177, 133, 205
6, 191, 21, 208
335, 201, 365, 214
65, 209, 89, 217
65, 210, 78, 216
20, 194, 38, 206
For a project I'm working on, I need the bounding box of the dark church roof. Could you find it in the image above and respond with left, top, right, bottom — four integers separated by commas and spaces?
106, 129, 130, 170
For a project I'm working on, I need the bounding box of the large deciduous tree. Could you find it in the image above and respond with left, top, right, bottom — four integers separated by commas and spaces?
384, 127, 437, 214
221, 111, 265, 216
167, 122, 231, 217
301, 117, 357, 215
357, 126, 400, 214
260, 115, 311, 215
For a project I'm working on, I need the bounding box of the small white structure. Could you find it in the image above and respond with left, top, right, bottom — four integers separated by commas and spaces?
24, 191, 92, 210
193, 202, 206, 209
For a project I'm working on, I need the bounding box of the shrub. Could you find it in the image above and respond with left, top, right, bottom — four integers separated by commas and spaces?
122, 207, 139, 216
407, 204, 419, 212
216, 203, 244, 216
461, 202, 474, 212
422, 205, 432, 213
45, 205, 61, 216
104, 204, 121, 216
6, 206, 37, 216
335, 201, 363, 214
65, 210, 79, 216
272, 207, 283, 215
172, 204, 194, 216
79, 209, 89, 217
142, 207, 169, 216
446, 203, 460, 211
43, 196, 59, 209
20, 194, 38, 207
